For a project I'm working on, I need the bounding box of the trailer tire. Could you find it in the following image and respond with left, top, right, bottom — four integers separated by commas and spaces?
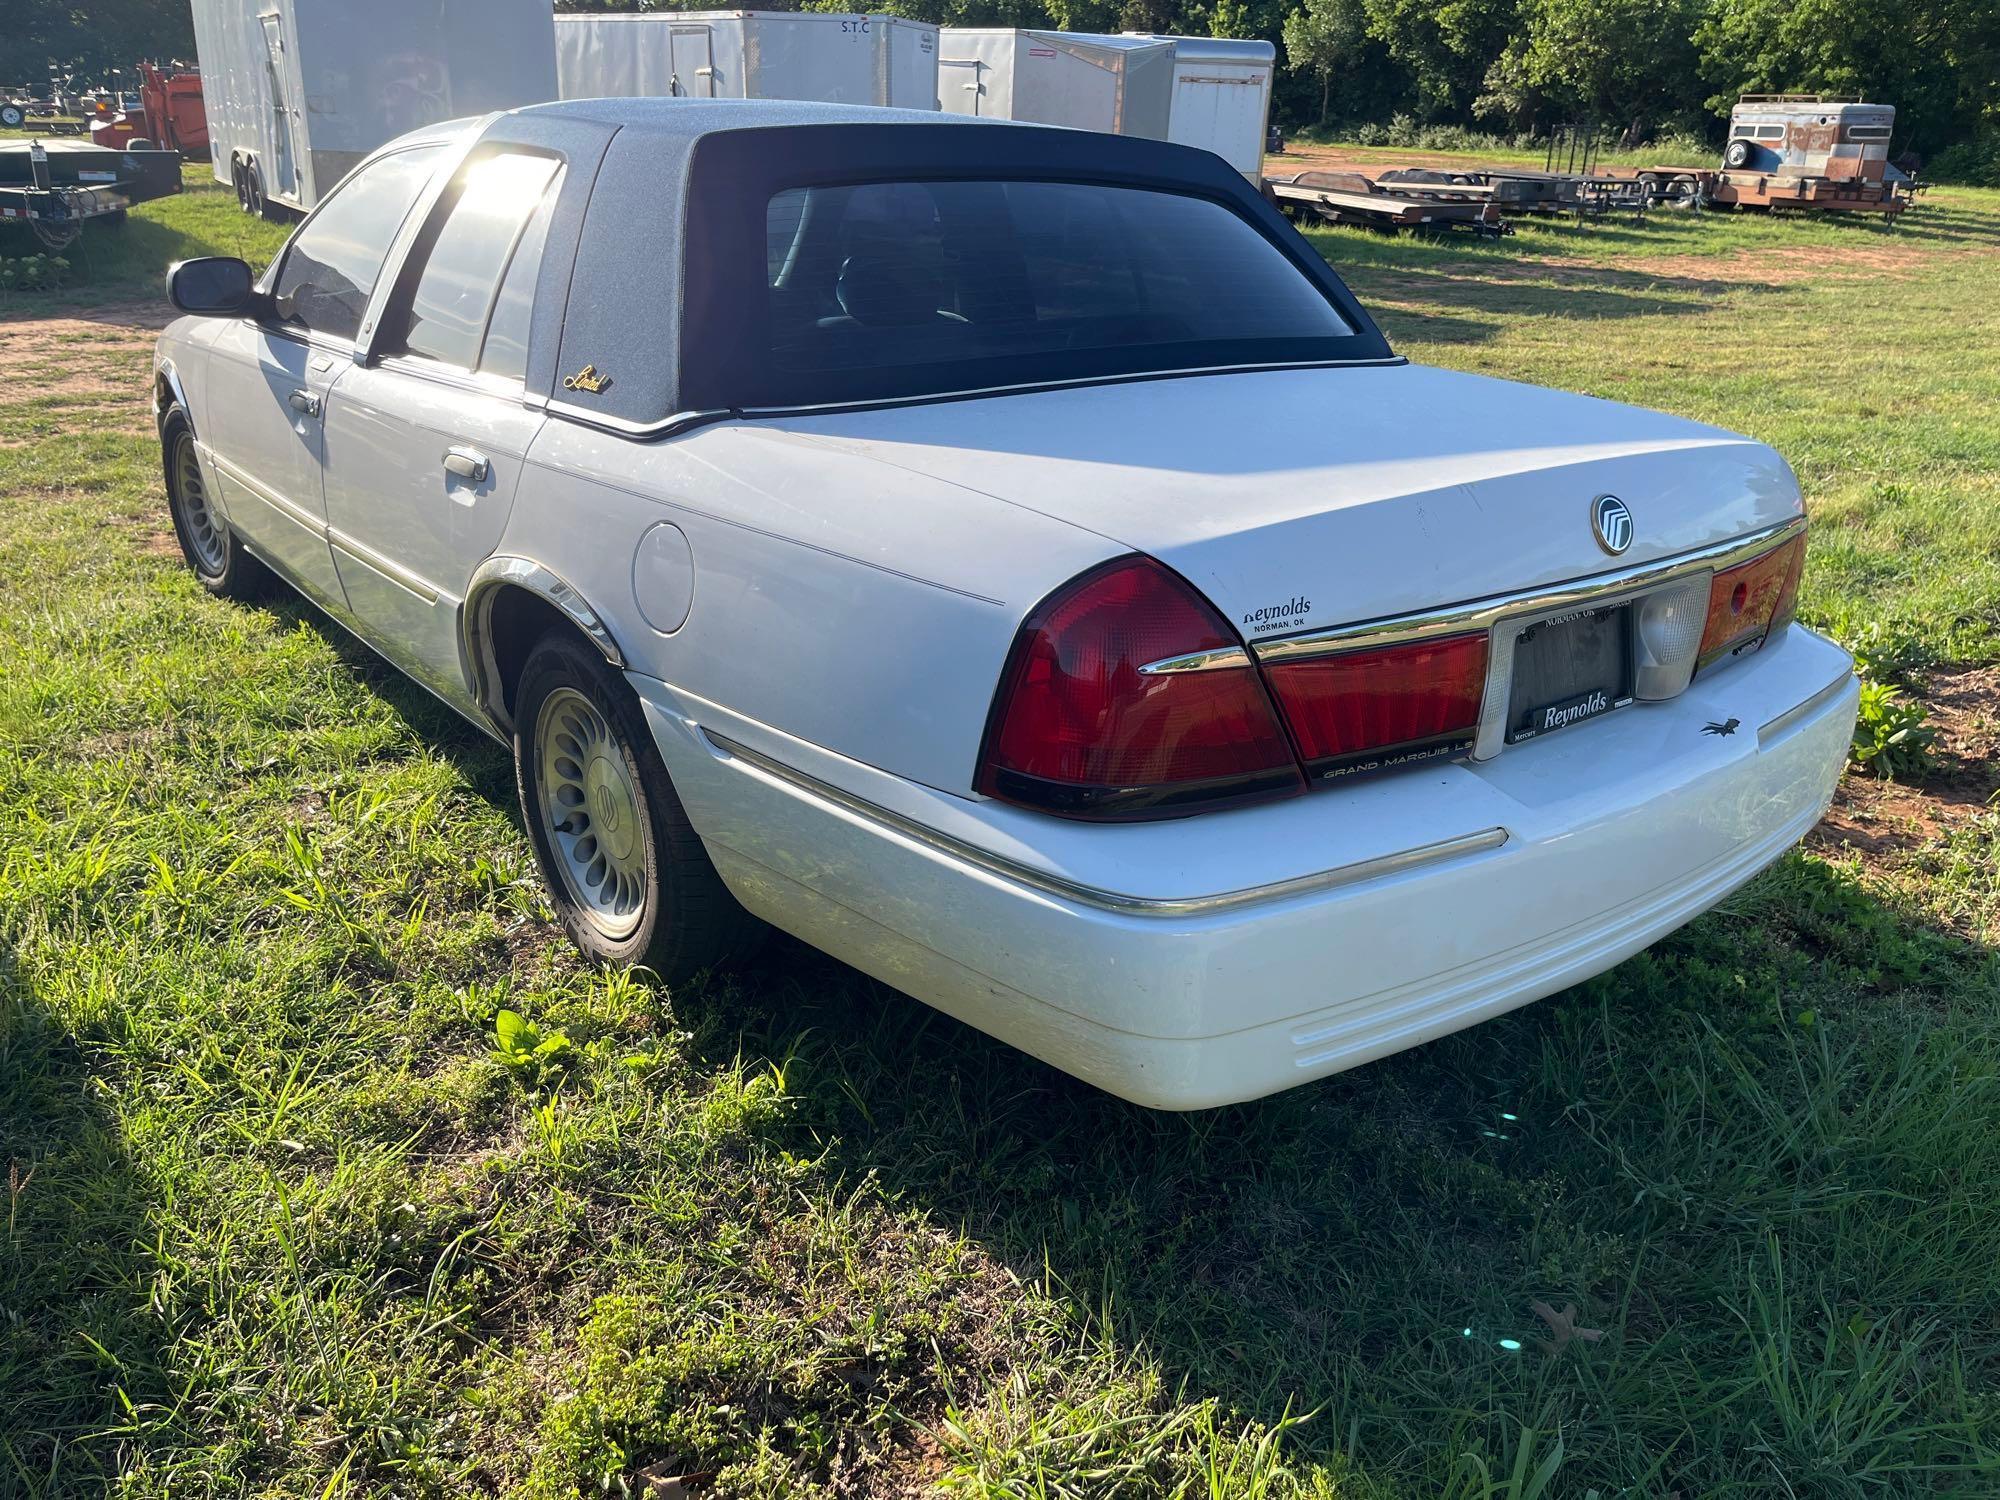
245, 163, 265, 218
1723, 138, 1753, 169
0, 104, 24, 128
162, 410, 273, 602
231, 157, 249, 211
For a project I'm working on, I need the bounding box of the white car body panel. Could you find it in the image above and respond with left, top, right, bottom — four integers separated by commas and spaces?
636, 626, 1854, 1108
515, 416, 1119, 793
153, 102, 1856, 1109
320, 361, 546, 707
761, 364, 1803, 643
196, 318, 347, 608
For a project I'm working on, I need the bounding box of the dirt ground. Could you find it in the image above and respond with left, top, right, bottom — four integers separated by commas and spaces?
1812, 665, 2000, 861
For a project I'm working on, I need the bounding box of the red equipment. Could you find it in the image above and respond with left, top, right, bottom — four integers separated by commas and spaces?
88, 63, 207, 155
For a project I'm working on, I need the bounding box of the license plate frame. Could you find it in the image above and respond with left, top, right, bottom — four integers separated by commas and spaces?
1505, 601, 1635, 745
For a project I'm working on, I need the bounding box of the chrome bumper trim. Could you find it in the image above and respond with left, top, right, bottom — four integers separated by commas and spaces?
700, 728, 1508, 918
1253, 517, 1807, 664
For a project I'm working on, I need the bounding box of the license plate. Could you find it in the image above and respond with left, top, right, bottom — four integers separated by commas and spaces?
1507, 603, 1633, 744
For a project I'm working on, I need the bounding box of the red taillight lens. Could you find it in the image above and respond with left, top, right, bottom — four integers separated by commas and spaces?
1698, 531, 1805, 671
979, 558, 1304, 819
1263, 632, 1489, 782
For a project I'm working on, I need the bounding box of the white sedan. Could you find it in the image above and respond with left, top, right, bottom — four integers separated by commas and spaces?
154, 100, 1857, 1108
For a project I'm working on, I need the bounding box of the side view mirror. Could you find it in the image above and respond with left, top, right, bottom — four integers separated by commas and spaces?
166, 256, 265, 316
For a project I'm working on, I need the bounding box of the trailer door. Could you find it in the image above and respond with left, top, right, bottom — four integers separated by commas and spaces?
258, 11, 300, 200
1168, 63, 1267, 177
671, 27, 713, 98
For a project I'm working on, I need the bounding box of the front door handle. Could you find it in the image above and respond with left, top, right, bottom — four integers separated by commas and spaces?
287, 388, 320, 417
442, 446, 489, 483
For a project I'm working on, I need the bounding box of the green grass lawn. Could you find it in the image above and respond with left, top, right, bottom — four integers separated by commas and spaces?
2, 167, 1998, 1498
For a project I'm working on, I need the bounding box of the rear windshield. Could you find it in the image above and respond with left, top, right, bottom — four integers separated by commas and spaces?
763, 179, 1354, 383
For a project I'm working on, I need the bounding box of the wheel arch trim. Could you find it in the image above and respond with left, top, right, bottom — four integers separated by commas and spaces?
462, 555, 628, 733
154, 356, 193, 433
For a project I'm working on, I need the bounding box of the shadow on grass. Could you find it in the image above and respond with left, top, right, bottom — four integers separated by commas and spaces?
260, 590, 521, 815
665, 850, 1999, 1486
0, 940, 164, 1488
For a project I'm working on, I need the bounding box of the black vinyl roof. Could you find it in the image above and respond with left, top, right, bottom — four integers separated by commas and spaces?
468, 100, 1393, 433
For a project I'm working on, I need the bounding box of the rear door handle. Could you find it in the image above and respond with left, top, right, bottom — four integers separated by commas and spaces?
442, 446, 489, 483
287, 388, 320, 417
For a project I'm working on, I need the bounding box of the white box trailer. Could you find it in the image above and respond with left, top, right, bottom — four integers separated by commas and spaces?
938, 30, 1173, 139
556, 12, 939, 111
190, 0, 557, 215
1126, 34, 1275, 180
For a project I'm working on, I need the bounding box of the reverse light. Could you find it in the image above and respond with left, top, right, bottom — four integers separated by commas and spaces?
1262, 632, 1489, 782
979, 558, 1304, 819
1698, 530, 1806, 671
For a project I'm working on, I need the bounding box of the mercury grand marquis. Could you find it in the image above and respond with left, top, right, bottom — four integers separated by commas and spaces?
154, 99, 1858, 1108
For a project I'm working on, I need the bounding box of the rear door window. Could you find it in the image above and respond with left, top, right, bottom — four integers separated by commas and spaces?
271, 146, 443, 342
398, 152, 562, 372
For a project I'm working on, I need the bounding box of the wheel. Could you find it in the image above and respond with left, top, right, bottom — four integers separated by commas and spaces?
514, 632, 762, 979
1636, 172, 1661, 202
0, 104, 24, 128
232, 157, 250, 211
161, 412, 271, 600
245, 162, 264, 217
1723, 138, 1753, 169
123, 137, 154, 152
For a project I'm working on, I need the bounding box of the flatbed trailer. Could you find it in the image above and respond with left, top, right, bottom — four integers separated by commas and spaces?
0, 139, 182, 248
1266, 170, 1509, 236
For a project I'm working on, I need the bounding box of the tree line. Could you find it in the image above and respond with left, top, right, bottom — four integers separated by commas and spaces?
11, 0, 1997, 164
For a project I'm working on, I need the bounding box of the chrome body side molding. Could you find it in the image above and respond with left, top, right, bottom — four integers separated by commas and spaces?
701, 726, 1509, 918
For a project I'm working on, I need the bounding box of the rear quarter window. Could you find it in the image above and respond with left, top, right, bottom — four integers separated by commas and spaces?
399, 152, 562, 372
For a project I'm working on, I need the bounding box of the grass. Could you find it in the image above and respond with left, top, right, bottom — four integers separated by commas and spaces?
3, 163, 1999, 1498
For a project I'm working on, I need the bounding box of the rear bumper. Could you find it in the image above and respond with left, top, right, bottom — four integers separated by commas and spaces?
636, 626, 1856, 1109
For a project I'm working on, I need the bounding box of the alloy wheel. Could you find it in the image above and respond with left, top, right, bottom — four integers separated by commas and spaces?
172, 432, 228, 576
533, 686, 648, 940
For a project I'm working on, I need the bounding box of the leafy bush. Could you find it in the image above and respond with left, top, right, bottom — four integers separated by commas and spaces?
1851, 680, 1938, 780
0, 254, 72, 291
1929, 130, 2000, 186
1845, 620, 1940, 689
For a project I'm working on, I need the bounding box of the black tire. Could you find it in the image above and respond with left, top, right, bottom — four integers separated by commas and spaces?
124, 137, 154, 152
514, 631, 763, 981
232, 157, 249, 211
245, 162, 264, 218
161, 412, 273, 601
1723, 138, 1753, 170
0, 105, 25, 129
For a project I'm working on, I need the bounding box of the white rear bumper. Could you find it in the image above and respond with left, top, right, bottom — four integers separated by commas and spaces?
637, 625, 1856, 1109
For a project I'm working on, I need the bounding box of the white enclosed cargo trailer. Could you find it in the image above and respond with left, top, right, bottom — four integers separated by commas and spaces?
189, 0, 556, 216
937, 30, 1172, 139
1126, 34, 1275, 180
556, 12, 939, 111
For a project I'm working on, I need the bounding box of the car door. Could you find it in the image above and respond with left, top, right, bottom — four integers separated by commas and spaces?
317, 149, 563, 709
201, 145, 446, 612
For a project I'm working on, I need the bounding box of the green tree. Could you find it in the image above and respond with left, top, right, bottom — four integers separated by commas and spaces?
1282, 0, 1368, 123
1695, 0, 2000, 157
1505, 0, 1705, 142
1360, 0, 1520, 120
0, 0, 196, 85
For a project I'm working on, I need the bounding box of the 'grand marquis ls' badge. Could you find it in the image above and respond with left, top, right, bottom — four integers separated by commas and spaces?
563, 364, 612, 394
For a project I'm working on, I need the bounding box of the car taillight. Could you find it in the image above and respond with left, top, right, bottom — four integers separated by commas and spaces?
1262, 632, 1489, 782
1698, 530, 1806, 671
978, 557, 1305, 819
